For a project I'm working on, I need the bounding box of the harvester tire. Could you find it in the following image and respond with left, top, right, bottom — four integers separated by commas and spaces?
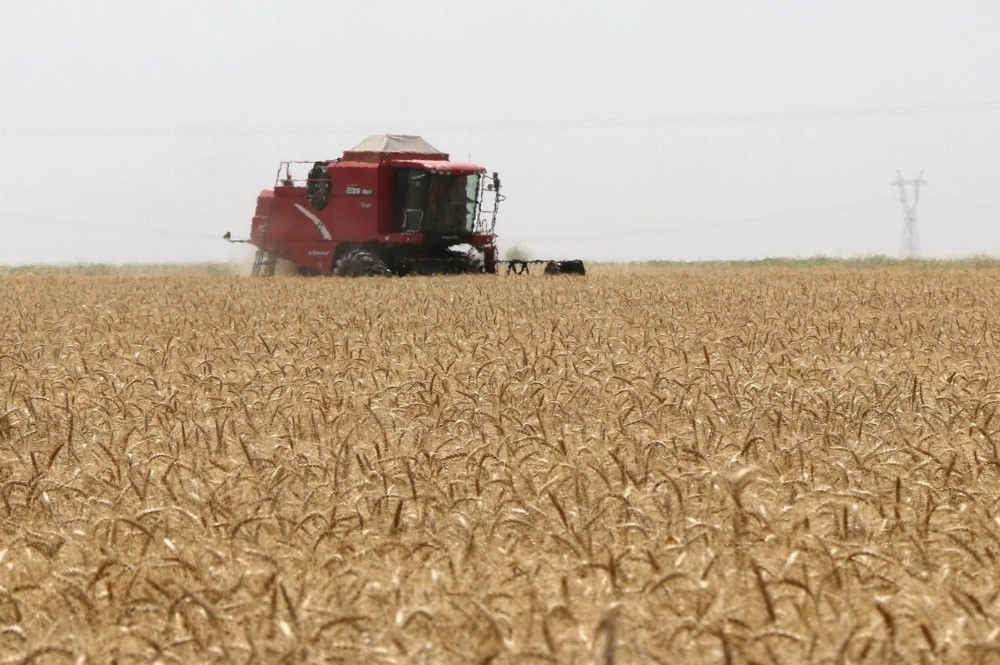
334, 249, 392, 277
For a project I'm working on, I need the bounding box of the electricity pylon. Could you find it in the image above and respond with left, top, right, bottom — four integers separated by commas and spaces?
893, 171, 926, 258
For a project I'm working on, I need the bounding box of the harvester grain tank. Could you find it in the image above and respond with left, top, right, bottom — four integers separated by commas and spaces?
227, 135, 583, 276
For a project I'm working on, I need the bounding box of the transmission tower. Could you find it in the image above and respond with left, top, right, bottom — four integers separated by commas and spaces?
893, 171, 926, 258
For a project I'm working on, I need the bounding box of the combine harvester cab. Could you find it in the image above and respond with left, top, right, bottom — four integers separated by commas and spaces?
230, 135, 583, 277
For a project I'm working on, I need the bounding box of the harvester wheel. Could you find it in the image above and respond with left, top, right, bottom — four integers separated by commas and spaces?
334, 249, 392, 277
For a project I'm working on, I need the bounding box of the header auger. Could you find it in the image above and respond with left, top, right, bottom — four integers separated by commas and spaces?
225, 135, 584, 277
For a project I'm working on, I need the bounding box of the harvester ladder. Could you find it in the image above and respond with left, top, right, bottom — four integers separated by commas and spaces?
252, 249, 277, 277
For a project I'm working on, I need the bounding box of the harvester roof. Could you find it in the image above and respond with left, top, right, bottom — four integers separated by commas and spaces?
342, 134, 449, 162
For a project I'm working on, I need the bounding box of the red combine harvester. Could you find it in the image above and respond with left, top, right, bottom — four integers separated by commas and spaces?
226, 135, 584, 276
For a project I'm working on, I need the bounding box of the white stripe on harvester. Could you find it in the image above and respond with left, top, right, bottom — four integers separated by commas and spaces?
294, 203, 333, 240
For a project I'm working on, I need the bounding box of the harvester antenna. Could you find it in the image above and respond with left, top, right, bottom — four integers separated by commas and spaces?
893, 170, 926, 258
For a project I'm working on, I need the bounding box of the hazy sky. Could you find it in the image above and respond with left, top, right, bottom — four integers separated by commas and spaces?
2, 1, 999, 264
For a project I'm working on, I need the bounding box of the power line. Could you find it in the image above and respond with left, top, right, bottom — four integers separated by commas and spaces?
922, 195, 1000, 212
516, 198, 894, 244
1, 101, 998, 138
0, 210, 220, 240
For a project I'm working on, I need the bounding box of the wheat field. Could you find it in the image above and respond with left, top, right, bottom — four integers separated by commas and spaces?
2, 266, 1000, 663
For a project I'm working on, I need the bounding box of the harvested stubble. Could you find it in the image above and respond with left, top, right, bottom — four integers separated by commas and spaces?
1, 266, 1000, 663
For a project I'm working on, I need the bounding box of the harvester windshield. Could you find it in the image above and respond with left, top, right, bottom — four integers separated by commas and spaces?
394, 170, 481, 236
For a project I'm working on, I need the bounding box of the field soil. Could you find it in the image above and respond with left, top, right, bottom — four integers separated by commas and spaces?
2, 266, 1000, 663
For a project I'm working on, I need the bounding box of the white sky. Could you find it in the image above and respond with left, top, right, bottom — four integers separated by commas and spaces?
2, 0, 999, 264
